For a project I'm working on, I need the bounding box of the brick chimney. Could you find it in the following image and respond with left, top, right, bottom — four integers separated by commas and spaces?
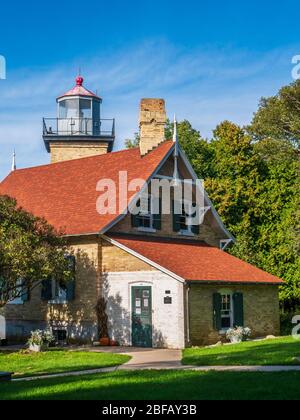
139, 99, 167, 156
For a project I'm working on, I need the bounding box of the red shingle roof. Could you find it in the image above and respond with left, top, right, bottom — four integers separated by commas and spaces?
109, 234, 283, 284
0, 141, 173, 235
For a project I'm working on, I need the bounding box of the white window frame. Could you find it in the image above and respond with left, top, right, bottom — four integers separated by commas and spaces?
220, 292, 234, 333
179, 200, 196, 237
49, 279, 67, 305
137, 194, 157, 233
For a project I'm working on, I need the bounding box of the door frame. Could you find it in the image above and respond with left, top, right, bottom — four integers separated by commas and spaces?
131, 285, 152, 348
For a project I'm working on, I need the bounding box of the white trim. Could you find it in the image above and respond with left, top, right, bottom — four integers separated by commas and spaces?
138, 227, 157, 233
178, 146, 235, 242
102, 234, 185, 284
220, 239, 233, 251
100, 144, 175, 234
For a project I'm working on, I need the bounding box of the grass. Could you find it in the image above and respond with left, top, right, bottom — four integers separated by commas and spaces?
182, 336, 300, 366
0, 349, 130, 378
1, 370, 300, 400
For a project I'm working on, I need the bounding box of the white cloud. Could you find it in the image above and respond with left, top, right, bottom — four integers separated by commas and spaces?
0, 40, 296, 179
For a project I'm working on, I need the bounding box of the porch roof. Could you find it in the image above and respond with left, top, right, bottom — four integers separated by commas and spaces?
108, 234, 283, 285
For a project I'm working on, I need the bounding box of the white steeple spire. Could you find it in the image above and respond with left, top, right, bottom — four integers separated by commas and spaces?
11, 150, 16, 171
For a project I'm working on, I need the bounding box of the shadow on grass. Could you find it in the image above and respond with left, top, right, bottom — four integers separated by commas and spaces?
183, 338, 300, 366
1, 370, 300, 400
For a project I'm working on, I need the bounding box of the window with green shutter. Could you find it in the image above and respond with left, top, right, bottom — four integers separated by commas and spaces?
172, 200, 181, 232
41, 278, 52, 301
131, 195, 161, 231
233, 292, 244, 327
173, 201, 200, 235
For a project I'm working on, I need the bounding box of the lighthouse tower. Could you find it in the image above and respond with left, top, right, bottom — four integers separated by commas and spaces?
43, 76, 115, 163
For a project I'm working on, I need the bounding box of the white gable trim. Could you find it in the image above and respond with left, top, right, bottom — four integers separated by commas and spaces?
101, 234, 185, 284
100, 144, 175, 234
178, 146, 235, 242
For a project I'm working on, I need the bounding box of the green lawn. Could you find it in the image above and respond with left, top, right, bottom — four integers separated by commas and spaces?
182, 336, 300, 366
0, 350, 130, 378
1, 370, 300, 400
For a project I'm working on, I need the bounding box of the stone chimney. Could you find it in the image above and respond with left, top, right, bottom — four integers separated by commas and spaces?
139, 99, 166, 156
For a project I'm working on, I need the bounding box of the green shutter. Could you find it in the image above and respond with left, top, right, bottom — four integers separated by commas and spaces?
131, 199, 141, 227
213, 293, 222, 330
172, 200, 181, 232
233, 293, 244, 327
66, 280, 75, 301
153, 198, 162, 230
41, 278, 52, 301
65, 255, 76, 301
191, 203, 200, 235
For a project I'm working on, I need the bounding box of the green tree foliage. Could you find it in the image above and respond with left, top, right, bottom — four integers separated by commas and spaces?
0, 195, 72, 307
165, 119, 215, 178
248, 79, 300, 150
125, 133, 140, 149
176, 117, 299, 311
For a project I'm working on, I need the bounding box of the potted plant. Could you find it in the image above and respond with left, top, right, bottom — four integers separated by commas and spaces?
226, 327, 251, 344
95, 297, 110, 346
27, 329, 55, 352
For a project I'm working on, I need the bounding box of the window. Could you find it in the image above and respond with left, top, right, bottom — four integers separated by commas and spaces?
221, 294, 233, 329
178, 201, 199, 236
131, 195, 161, 232
79, 99, 92, 118
52, 328, 67, 345
50, 279, 67, 304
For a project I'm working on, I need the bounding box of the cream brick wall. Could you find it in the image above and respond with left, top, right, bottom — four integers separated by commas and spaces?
103, 271, 185, 349
189, 284, 280, 346
4, 237, 101, 343
50, 142, 109, 163
139, 99, 166, 156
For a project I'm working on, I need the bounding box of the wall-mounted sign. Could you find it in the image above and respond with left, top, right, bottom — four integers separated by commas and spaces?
164, 296, 172, 304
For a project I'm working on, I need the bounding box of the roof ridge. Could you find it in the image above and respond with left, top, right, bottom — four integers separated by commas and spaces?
5, 141, 172, 176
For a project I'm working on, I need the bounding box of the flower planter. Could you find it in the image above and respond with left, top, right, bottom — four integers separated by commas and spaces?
29, 343, 49, 352
229, 337, 242, 344
99, 337, 110, 346
29, 344, 42, 352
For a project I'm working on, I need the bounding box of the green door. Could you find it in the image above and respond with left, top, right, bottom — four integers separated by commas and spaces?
132, 286, 152, 348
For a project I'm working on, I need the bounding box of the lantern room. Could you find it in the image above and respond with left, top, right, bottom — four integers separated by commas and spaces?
56, 76, 102, 136
43, 76, 115, 163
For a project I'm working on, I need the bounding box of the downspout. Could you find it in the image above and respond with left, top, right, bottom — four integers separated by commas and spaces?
186, 284, 191, 346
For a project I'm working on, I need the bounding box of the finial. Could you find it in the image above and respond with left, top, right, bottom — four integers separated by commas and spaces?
76, 75, 84, 86
173, 114, 177, 143
172, 114, 180, 186
11, 149, 16, 172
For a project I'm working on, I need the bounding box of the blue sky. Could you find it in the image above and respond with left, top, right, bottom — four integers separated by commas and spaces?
0, 0, 300, 179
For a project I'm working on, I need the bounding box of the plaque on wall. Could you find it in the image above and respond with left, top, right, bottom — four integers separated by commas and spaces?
164, 296, 172, 304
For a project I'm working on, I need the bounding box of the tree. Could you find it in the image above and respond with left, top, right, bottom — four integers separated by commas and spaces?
125, 133, 140, 149
165, 119, 215, 178
248, 79, 300, 150
0, 195, 71, 307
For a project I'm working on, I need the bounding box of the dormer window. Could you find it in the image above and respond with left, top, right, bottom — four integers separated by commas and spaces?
131, 195, 162, 232
173, 200, 200, 236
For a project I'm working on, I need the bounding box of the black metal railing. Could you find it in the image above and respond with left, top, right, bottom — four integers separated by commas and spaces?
43, 118, 115, 137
